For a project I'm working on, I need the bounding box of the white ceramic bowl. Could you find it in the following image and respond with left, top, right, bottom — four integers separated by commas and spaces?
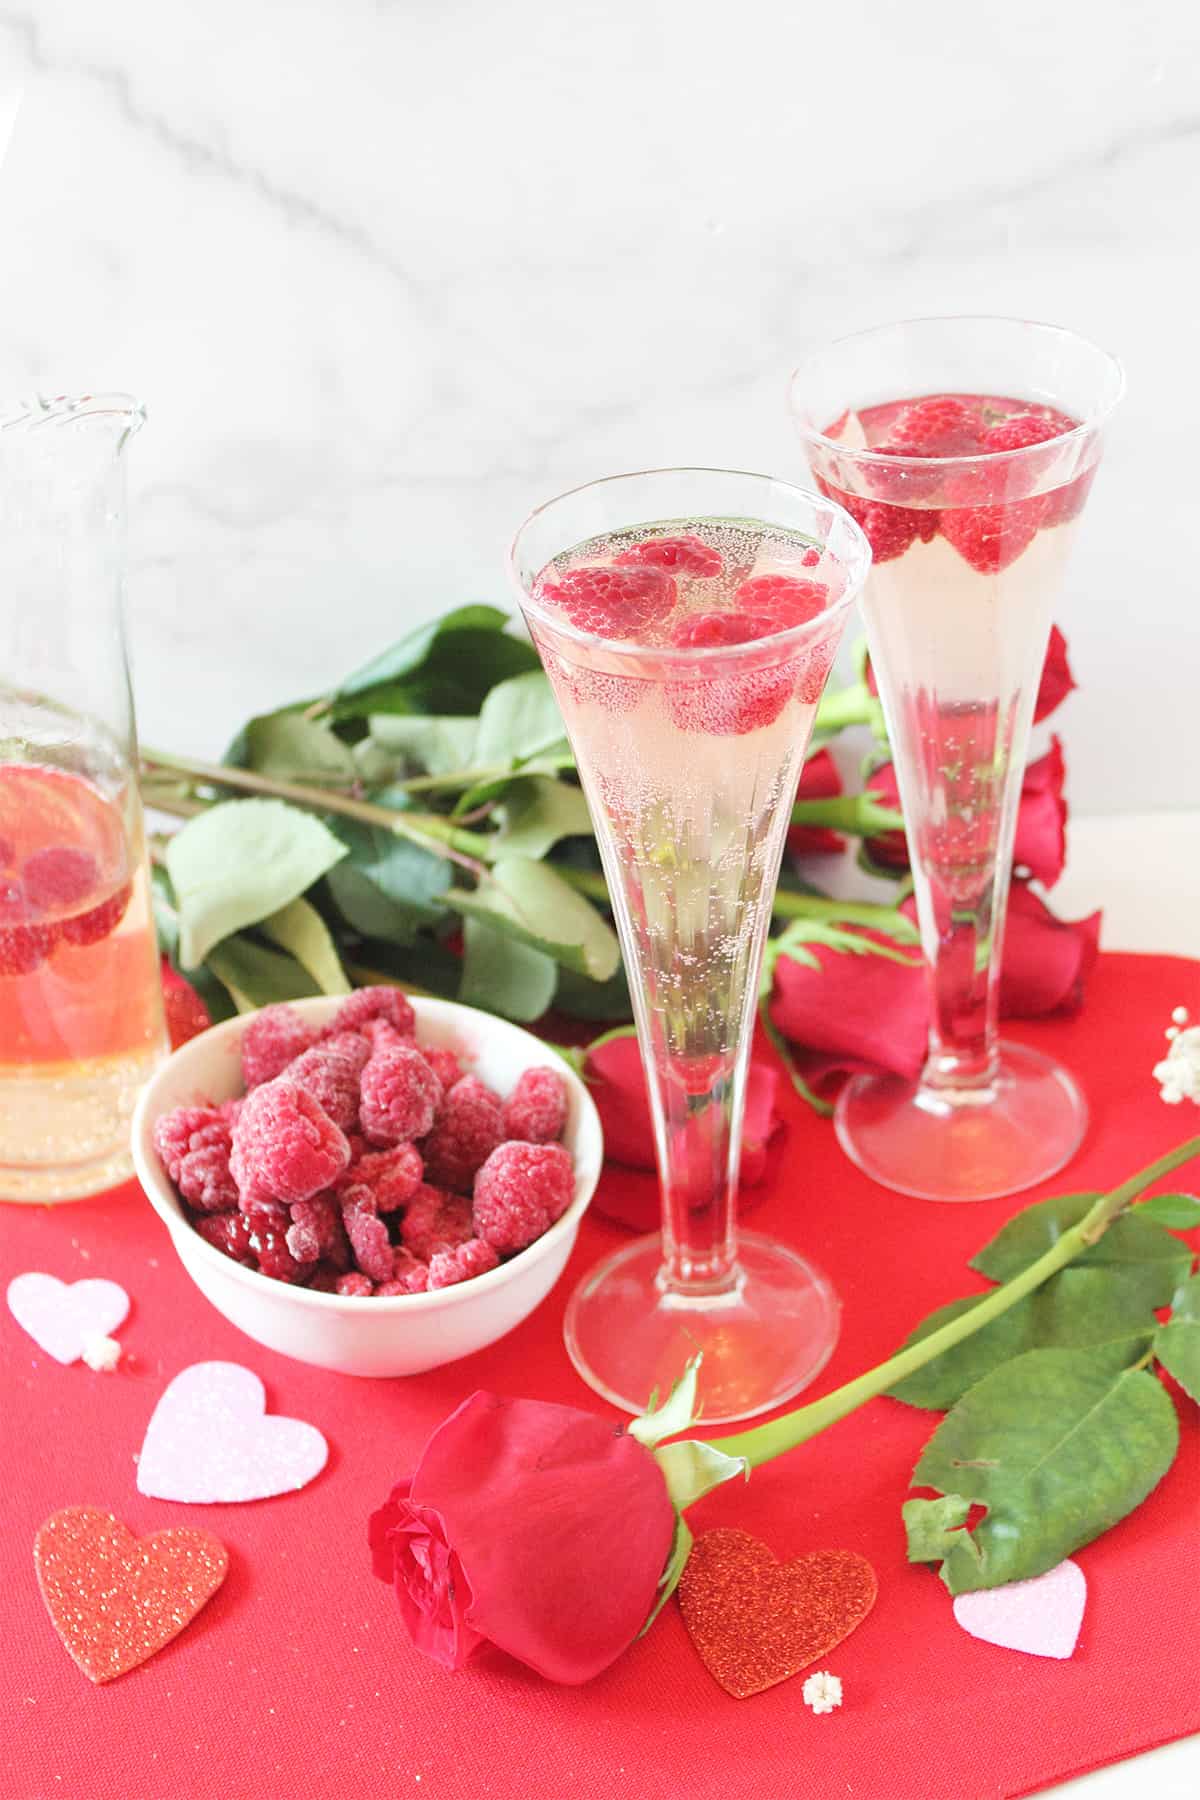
131, 995, 603, 1377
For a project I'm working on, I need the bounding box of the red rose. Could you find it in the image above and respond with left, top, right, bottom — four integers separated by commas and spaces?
861, 762, 910, 871
995, 880, 1101, 1017
787, 748, 846, 858
368, 1392, 676, 1683
1034, 625, 1076, 723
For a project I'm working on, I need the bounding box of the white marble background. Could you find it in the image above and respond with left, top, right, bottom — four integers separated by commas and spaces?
0, 0, 1197, 816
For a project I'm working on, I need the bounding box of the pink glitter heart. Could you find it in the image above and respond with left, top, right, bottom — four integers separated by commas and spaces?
137, 1361, 328, 1504
7, 1272, 130, 1364
952, 1559, 1086, 1659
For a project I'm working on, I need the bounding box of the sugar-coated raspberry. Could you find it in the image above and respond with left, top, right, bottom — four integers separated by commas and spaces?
400, 1184, 474, 1261
473, 1141, 575, 1252
329, 985, 416, 1040
421, 1046, 465, 1092
154, 1104, 224, 1182
613, 534, 723, 577
237, 1188, 291, 1224
502, 1066, 568, 1144
192, 1209, 254, 1264
220, 1097, 245, 1127
540, 564, 676, 639
427, 1238, 501, 1289
360, 1017, 405, 1055
340, 1142, 423, 1213
286, 1193, 349, 1267
939, 497, 1047, 574
240, 1003, 316, 1089
247, 1223, 309, 1283
381, 1248, 431, 1295
733, 575, 827, 630
22, 846, 98, 913
286, 1032, 370, 1131
336, 1272, 375, 1297
420, 1079, 504, 1192
360, 1043, 442, 1146
59, 880, 132, 948
887, 395, 984, 455
176, 1123, 238, 1214
340, 1186, 397, 1281
230, 1078, 350, 1205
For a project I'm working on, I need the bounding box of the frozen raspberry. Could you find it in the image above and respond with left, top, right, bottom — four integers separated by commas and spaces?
360, 1017, 405, 1055
540, 564, 676, 638
307, 1263, 343, 1292
22, 846, 98, 913
154, 1104, 224, 1182
247, 1223, 309, 1283
176, 1124, 238, 1214
360, 1043, 442, 1146
503, 1066, 568, 1144
219, 1097, 245, 1127
421, 1046, 465, 1092
984, 413, 1064, 454
400, 1183, 474, 1261
666, 624, 793, 736
340, 1185, 396, 1282
733, 575, 827, 631
380, 1247, 431, 1295
237, 1188, 291, 1225
286, 1193, 349, 1267
939, 497, 1047, 574
340, 1142, 423, 1213
473, 1141, 575, 1252
888, 395, 984, 455
192, 1209, 254, 1264
240, 1003, 316, 1089
230, 1079, 350, 1205
59, 880, 132, 948
336, 1272, 375, 1297
428, 1238, 501, 1290
287, 1032, 370, 1131
613, 534, 723, 577
420, 1078, 505, 1192
329, 985, 416, 1040
671, 612, 762, 650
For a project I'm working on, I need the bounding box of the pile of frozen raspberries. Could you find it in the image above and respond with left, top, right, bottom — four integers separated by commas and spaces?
153, 988, 575, 1296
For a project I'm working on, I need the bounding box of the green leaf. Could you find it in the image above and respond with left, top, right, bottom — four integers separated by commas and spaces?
902, 1494, 971, 1563
553, 961, 632, 1023
363, 715, 480, 778
1153, 1271, 1200, 1405
258, 896, 350, 995
654, 1440, 748, 1512
165, 799, 347, 969
912, 1345, 1179, 1594
333, 605, 512, 699
889, 1267, 1166, 1411
971, 1191, 1193, 1291
331, 611, 540, 720
206, 934, 322, 1013
492, 777, 594, 860
241, 711, 357, 785
1136, 1193, 1200, 1229
448, 857, 621, 982
324, 819, 452, 945
472, 671, 568, 769
152, 865, 237, 1024
458, 916, 558, 1022
638, 1515, 694, 1639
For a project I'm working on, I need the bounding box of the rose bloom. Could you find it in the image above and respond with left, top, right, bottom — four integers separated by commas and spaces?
369, 1392, 676, 1683
787, 748, 846, 859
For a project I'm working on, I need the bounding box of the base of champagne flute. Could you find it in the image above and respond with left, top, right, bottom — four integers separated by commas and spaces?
562, 1231, 841, 1425
834, 1040, 1087, 1202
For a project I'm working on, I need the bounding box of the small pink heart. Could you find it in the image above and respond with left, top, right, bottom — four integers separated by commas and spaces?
137, 1362, 328, 1503
7, 1272, 130, 1364
953, 1559, 1086, 1659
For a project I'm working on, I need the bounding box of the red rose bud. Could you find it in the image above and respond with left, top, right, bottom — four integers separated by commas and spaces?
787, 748, 846, 858
998, 880, 1101, 1017
1012, 736, 1067, 887
1034, 625, 1076, 723
769, 928, 929, 1096
368, 1392, 676, 1683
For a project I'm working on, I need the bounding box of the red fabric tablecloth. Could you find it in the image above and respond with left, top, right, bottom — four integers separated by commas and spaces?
3, 950, 1198, 1800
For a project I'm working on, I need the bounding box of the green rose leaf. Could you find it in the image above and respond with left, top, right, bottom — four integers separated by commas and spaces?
902, 1494, 972, 1563
492, 777, 594, 860
971, 1191, 1193, 1291
362, 715, 480, 779
241, 711, 357, 785
912, 1344, 1179, 1594
1153, 1270, 1200, 1405
206, 934, 322, 1013
331, 609, 540, 719
1136, 1193, 1200, 1229
258, 897, 350, 996
449, 857, 620, 981
458, 916, 558, 1022
472, 671, 569, 769
166, 799, 347, 969
324, 819, 452, 946
888, 1267, 1165, 1411
554, 961, 631, 1022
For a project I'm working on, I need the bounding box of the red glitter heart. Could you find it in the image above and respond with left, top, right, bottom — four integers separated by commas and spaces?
677, 1527, 878, 1698
34, 1507, 228, 1684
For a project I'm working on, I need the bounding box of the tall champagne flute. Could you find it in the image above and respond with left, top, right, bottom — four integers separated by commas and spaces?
790, 317, 1123, 1201
509, 469, 870, 1422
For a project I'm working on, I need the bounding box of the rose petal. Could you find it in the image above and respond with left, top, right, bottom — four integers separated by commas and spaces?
1034, 626, 1076, 724
1012, 736, 1067, 888
769, 930, 928, 1088
787, 748, 846, 859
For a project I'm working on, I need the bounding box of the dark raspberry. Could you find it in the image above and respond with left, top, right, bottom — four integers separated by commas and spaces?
246, 1223, 309, 1283
340, 1186, 396, 1282
400, 1183, 474, 1261
59, 880, 131, 948
733, 575, 827, 631
286, 1193, 349, 1267
329, 986, 416, 1040
421, 1046, 465, 1092
335, 1272, 375, 1297
240, 1003, 316, 1089
339, 1142, 423, 1212
154, 1104, 224, 1182
177, 1125, 238, 1214
192, 1209, 254, 1264
540, 564, 676, 639
613, 534, 722, 577
306, 1263, 343, 1292
420, 1078, 504, 1192
22, 845, 98, 913
427, 1238, 501, 1289
237, 1188, 291, 1225
287, 1032, 370, 1132
502, 1066, 568, 1144
230, 1079, 350, 1205
473, 1141, 575, 1252
360, 1043, 442, 1146
381, 1248, 431, 1295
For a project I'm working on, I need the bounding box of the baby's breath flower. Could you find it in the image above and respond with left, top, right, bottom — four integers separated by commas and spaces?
1153, 1010, 1200, 1106
802, 1669, 843, 1715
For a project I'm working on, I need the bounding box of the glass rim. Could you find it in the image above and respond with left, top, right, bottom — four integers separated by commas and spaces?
507, 464, 871, 664
0, 391, 146, 437
788, 314, 1125, 470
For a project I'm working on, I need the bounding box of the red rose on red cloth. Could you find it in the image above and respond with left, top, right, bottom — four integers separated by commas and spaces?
787, 748, 846, 858
368, 1392, 675, 1683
